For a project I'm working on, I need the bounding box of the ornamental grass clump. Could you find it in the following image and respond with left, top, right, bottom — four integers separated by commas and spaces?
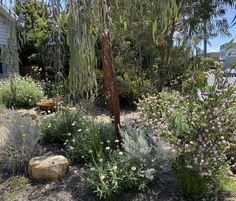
137, 64, 236, 199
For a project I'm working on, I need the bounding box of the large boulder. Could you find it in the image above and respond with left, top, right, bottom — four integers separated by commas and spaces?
28, 155, 69, 181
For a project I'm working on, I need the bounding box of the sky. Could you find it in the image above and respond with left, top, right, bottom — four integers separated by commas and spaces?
204, 7, 236, 52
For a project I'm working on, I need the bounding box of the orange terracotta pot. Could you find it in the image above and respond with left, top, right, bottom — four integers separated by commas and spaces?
36, 102, 56, 111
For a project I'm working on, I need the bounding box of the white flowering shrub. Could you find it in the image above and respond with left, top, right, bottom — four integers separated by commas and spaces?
41, 109, 116, 163
0, 76, 44, 108
83, 123, 175, 200
41, 110, 88, 144
83, 150, 149, 200
65, 122, 116, 163
0, 111, 42, 174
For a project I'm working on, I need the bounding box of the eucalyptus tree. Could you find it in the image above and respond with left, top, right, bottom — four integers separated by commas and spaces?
15, 0, 51, 67
98, 0, 121, 143
148, 0, 236, 90
65, 0, 179, 145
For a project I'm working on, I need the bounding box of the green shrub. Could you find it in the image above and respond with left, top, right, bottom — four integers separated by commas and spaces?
0, 101, 5, 113
41, 109, 88, 145
65, 121, 116, 163
117, 74, 153, 107
83, 151, 149, 200
0, 111, 42, 174
0, 77, 44, 108
96, 70, 153, 108
41, 109, 116, 163
42, 80, 70, 99
83, 123, 175, 200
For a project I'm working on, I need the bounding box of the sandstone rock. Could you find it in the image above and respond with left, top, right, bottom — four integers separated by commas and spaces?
17, 109, 37, 120
28, 155, 69, 181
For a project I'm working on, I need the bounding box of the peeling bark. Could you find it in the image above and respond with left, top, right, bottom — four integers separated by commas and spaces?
99, 0, 121, 147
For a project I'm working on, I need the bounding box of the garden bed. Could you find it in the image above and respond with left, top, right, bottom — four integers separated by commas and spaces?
0, 111, 236, 201
0, 144, 236, 201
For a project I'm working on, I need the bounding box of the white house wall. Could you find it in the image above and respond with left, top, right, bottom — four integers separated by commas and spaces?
0, 14, 17, 47
220, 43, 236, 69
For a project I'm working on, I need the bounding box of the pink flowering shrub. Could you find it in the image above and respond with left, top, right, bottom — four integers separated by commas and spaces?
174, 86, 236, 198
137, 91, 189, 141
138, 64, 236, 198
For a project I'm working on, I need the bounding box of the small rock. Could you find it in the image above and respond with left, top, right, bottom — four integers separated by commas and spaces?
28, 155, 69, 181
17, 109, 37, 120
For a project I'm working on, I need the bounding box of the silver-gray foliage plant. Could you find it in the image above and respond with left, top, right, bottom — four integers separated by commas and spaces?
121, 123, 176, 178
0, 110, 42, 174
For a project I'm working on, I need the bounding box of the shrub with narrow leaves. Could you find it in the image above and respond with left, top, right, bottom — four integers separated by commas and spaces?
65, 121, 116, 163
83, 124, 175, 200
0, 111, 42, 174
41, 110, 88, 145
41, 109, 116, 163
83, 150, 150, 200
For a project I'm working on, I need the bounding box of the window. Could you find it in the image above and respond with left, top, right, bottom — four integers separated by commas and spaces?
0, 47, 3, 74
0, 63, 3, 74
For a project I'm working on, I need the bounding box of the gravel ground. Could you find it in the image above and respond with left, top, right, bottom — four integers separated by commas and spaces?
1, 166, 235, 201
1, 166, 184, 201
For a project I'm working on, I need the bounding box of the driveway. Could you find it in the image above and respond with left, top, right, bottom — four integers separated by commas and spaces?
207, 74, 236, 87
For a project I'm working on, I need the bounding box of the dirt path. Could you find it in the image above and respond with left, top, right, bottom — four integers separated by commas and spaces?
91, 111, 140, 124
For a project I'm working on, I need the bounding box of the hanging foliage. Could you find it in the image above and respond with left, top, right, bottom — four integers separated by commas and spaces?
67, 0, 178, 100
47, 0, 66, 82
113, 0, 178, 43
67, 0, 100, 99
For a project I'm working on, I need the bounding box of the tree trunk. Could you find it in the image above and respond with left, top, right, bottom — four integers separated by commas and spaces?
203, 21, 207, 58
99, 0, 121, 147
203, 38, 207, 58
